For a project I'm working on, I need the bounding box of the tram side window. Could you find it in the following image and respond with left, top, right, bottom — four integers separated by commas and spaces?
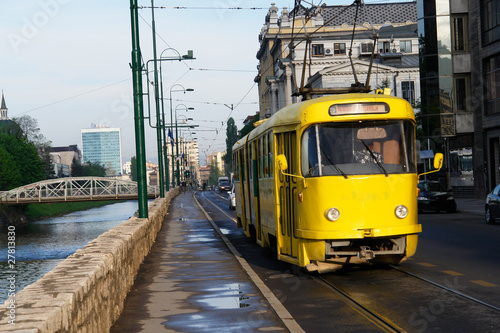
263, 134, 269, 178
268, 133, 273, 177
233, 153, 238, 179
301, 126, 319, 176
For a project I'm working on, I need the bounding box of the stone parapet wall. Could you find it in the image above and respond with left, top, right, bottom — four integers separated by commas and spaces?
0, 188, 178, 332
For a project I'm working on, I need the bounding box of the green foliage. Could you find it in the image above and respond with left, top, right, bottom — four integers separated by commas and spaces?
24, 201, 121, 221
208, 160, 222, 186
223, 117, 238, 175
238, 114, 260, 139
0, 133, 46, 190
70, 158, 106, 177
12, 115, 53, 179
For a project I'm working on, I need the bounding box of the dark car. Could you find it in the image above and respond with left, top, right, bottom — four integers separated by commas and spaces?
485, 184, 500, 224
417, 180, 457, 213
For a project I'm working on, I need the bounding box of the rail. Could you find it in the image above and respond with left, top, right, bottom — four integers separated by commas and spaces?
0, 177, 159, 205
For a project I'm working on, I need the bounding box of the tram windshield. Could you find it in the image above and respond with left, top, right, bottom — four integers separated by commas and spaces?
301, 120, 416, 177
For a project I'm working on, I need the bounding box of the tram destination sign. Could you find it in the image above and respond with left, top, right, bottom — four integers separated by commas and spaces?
329, 102, 389, 116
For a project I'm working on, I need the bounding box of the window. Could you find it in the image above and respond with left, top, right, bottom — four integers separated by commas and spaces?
361, 43, 373, 53
382, 41, 391, 53
484, 55, 500, 115
454, 76, 470, 111
334, 43, 346, 55
400, 40, 412, 53
452, 15, 467, 51
483, 0, 500, 45
401, 81, 415, 105
312, 44, 324, 56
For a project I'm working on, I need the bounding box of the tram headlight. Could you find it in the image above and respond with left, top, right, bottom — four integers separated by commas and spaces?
325, 208, 340, 221
395, 205, 408, 219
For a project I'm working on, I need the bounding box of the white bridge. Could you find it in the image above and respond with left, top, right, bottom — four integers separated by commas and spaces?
0, 177, 160, 205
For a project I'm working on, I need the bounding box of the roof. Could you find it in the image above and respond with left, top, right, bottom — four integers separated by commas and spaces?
293, 2, 417, 26
0, 119, 22, 136
1, 93, 6, 110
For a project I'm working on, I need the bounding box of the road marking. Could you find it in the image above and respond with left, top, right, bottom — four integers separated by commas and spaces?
442, 270, 464, 276
417, 262, 437, 267
471, 280, 498, 287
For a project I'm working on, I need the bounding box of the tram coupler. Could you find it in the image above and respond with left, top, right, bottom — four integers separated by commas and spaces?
358, 246, 375, 260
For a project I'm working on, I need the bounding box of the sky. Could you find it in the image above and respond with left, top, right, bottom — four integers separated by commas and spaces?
1, 0, 401, 166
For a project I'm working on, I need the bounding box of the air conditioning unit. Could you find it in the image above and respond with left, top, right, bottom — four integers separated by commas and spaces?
325, 48, 333, 56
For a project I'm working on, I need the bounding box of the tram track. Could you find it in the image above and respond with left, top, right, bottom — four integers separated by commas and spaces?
389, 265, 500, 312
313, 275, 403, 333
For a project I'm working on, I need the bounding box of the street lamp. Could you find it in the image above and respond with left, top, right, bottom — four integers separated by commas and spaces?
169, 86, 194, 187
175, 104, 194, 186
155, 50, 194, 191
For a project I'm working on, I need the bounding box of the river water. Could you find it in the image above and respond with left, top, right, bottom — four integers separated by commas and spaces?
0, 200, 141, 304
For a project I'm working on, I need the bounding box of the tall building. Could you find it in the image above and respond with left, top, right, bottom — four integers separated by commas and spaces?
81, 124, 123, 176
418, 0, 475, 195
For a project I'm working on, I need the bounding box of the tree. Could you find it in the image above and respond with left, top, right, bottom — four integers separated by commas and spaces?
223, 117, 238, 175
0, 134, 46, 190
208, 160, 222, 186
70, 158, 106, 177
238, 113, 260, 139
71, 157, 84, 177
12, 115, 53, 179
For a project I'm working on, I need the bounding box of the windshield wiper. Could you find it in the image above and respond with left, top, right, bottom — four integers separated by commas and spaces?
360, 139, 388, 177
320, 147, 348, 179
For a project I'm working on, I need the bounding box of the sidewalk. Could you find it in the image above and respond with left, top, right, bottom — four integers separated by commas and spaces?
111, 191, 289, 333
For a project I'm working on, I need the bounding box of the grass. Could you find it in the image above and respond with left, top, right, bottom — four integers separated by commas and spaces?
24, 201, 123, 221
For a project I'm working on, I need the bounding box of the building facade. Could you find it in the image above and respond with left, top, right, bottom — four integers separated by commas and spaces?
256, 2, 420, 118
474, 0, 500, 195
81, 124, 123, 176
418, 0, 476, 195
49, 145, 82, 177
207, 151, 225, 175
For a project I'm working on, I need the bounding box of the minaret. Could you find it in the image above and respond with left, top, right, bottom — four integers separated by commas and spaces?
0, 91, 8, 120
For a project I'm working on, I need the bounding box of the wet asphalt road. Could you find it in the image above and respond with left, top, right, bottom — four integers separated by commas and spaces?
199, 190, 500, 333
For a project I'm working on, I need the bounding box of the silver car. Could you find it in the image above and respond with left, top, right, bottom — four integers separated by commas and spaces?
228, 187, 236, 210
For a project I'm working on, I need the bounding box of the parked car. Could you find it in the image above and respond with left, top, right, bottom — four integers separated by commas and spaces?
228, 186, 236, 210
485, 184, 500, 224
417, 180, 457, 213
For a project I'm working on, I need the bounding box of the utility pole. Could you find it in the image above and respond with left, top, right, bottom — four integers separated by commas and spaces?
129, 0, 148, 218
150, 0, 165, 198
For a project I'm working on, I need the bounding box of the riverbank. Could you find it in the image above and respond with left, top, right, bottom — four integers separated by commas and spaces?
24, 200, 126, 221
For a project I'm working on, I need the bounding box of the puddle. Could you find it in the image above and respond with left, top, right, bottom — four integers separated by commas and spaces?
199, 296, 250, 309
186, 237, 213, 242
219, 228, 231, 235
199, 283, 251, 309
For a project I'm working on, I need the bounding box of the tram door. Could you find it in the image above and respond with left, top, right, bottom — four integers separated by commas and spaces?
277, 132, 299, 259
237, 149, 249, 234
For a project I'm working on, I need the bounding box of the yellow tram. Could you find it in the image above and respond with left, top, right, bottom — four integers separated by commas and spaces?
232, 92, 441, 273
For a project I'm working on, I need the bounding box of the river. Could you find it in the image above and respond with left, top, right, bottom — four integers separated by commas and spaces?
0, 200, 141, 304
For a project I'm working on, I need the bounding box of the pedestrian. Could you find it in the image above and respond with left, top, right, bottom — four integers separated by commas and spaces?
181, 180, 186, 193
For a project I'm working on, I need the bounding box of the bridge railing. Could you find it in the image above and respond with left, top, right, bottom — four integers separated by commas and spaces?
0, 177, 159, 205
